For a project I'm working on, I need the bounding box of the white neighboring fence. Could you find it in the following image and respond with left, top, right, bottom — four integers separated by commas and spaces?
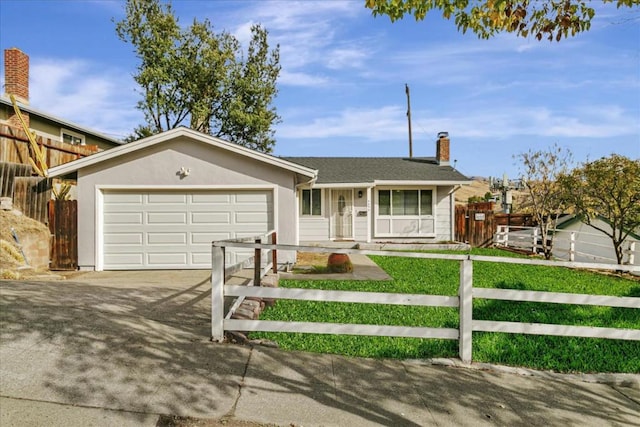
210, 242, 640, 364
495, 225, 639, 266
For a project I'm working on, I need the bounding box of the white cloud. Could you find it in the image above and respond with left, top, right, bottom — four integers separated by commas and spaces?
279, 70, 329, 86
278, 106, 406, 140
29, 58, 142, 139
219, 0, 374, 85
277, 104, 639, 142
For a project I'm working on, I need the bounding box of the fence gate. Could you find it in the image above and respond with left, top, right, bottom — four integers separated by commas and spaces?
49, 200, 77, 270
455, 206, 495, 247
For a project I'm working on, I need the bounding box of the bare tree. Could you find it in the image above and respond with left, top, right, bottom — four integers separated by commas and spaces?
516, 144, 572, 259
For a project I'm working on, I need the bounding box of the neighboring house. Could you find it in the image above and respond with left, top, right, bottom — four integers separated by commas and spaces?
47, 128, 470, 271
1, 48, 121, 154
552, 215, 639, 266
284, 133, 470, 243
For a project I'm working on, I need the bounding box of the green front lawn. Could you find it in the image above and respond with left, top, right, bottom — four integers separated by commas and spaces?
250, 248, 640, 373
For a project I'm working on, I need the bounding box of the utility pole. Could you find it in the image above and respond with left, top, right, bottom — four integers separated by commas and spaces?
405, 83, 413, 158
489, 173, 523, 214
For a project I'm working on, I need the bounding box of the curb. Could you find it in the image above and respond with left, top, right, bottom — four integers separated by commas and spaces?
405, 358, 640, 390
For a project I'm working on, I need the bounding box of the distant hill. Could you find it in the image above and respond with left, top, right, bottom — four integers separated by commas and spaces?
455, 178, 490, 203
456, 178, 528, 209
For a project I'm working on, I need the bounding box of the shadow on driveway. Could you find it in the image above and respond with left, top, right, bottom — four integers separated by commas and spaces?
1, 273, 639, 426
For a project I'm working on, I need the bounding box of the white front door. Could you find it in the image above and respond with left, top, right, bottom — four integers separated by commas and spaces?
331, 189, 353, 240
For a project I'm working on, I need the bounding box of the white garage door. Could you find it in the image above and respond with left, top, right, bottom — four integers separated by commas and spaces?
102, 190, 273, 270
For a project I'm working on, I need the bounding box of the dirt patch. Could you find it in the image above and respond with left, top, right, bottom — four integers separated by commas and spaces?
295, 251, 328, 267
157, 415, 281, 427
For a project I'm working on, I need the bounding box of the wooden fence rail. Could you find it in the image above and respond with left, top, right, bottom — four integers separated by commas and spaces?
211, 243, 639, 363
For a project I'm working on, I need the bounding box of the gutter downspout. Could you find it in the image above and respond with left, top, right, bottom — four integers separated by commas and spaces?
449, 185, 462, 242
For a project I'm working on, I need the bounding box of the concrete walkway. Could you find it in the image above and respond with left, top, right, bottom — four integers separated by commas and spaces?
1, 272, 639, 426
279, 254, 392, 281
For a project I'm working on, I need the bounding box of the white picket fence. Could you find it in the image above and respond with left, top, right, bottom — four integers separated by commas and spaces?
495, 225, 638, 266
210, 242, 640, 364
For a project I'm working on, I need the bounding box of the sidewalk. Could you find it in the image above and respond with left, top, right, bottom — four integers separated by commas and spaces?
1, 273, 639, 426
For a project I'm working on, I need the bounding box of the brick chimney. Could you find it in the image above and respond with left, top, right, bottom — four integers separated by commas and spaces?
4, 48, 29, 103
436, 131, 450, 166
4, 48, 30, 128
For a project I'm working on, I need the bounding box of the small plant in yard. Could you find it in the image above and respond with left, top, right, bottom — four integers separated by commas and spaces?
252, 248, 640, 373
327, 253, 353, 273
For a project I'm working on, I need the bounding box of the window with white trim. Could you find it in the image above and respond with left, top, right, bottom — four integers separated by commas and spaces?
301, 188, 322, 216
378, 189, 433, 216
61, 129, 85, 145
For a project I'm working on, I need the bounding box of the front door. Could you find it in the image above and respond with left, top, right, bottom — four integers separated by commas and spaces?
331, 189, 353, 240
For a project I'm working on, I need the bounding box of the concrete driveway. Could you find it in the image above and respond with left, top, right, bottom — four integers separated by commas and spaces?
1, 271, 639, 426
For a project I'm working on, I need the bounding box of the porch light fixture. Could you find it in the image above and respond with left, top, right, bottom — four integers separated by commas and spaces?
178, 167, 190, 178
358, 190, 363, 198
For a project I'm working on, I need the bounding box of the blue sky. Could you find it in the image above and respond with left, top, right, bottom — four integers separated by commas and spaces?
1, 0, 638, 179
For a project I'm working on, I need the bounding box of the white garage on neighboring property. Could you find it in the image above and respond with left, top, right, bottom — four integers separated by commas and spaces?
48, 127, 316, 271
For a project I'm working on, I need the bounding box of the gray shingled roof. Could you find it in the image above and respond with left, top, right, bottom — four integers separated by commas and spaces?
281, 157, 469, 184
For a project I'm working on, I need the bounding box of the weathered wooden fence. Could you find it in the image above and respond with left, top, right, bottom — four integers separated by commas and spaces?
455, 206, 495, 247
456, 205, 537, 248
48, 200, 78, 270
0, 162, 33, 198
211, 243, 639, 364
12, 175, 52, 224
1, 124, 99, 167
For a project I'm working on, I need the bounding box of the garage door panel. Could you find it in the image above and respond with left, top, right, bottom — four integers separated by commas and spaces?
105, 212, 143, 224
191, 232, 231, 244
104, 253, 144, 266
104, 233, 143, 245
147, 252, 188, 266
103, 190, 272, 269
191, 193, 231, 204
147, 232, 187, 245
147, 193, 187, 204
191, 252, 212, 265
235, 193, 269, 203
105, 193, 143, 204
147, 212, 187, 225
191, 212, 230, 224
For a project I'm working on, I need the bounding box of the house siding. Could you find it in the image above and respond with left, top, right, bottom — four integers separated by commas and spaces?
76, 136, 298, 270
299, 218, 330, 241
0, 103, 119, 151
435, 186, 453, 241
353, 187, 369, 241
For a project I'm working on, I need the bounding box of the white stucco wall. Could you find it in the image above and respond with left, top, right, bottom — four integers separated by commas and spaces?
76, 136, 300, 269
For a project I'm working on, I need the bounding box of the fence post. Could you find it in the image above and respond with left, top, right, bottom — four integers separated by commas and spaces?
532, 227, 539, 254
211, 244, 225, 342
459, 258, 473, 364
570, 232, 576, 262
254, 238, 262, 286
272, 231, 278, 273
628, 241, 636, 266
504, 226, 509, 247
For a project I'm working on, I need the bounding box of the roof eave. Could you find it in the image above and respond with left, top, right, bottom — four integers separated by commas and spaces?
0, 97, 122, 145
47, 127, 317, 179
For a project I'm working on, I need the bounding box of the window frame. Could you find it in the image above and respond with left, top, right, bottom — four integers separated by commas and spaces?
377, 188, 434, 217
61, 128, 85, 146
300, 188, 322, 217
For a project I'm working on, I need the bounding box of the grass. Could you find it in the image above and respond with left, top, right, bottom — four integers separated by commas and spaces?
250, 248, 640, 373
